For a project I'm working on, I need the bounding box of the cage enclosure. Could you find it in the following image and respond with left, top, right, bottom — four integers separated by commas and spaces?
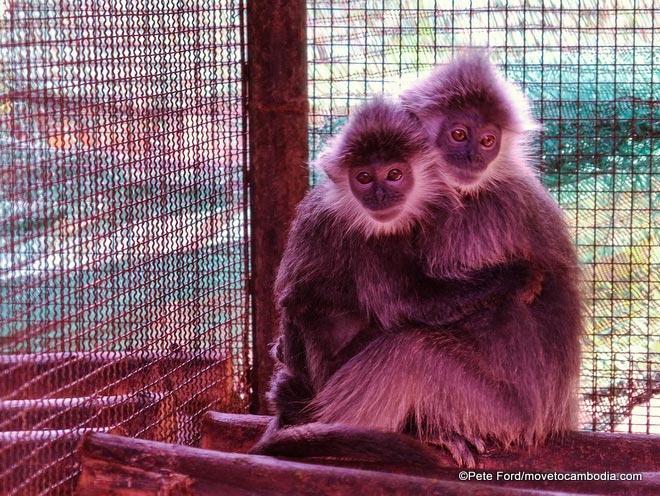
1, 0, 659, 494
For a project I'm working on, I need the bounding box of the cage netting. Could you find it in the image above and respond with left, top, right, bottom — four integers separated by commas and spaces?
0, 1, 250, 494
307, 0, 660, 435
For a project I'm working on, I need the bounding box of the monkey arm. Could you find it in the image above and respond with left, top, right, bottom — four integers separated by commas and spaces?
275, 198, 379, 392
393, 260, 540, 329
269, 297, 380, 430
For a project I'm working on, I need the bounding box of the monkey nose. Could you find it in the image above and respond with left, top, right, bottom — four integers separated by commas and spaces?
375, 188, 386, 201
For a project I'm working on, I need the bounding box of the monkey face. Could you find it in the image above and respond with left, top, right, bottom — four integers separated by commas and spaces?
348, 161, 415, 222
435, 109, 502, 186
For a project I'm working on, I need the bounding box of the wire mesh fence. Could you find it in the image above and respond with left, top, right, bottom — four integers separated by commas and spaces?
1, 0, 659, 494
307, 0, 659, 435
0, 1, 250, 494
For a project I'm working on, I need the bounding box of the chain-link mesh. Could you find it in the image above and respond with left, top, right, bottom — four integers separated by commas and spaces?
0, 1, 250, 494
2, 1, 659, 493
307, 1, 659, 434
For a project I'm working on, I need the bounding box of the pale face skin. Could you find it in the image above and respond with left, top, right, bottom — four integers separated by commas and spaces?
348, 161, 415, 223
435, 108, 502, 187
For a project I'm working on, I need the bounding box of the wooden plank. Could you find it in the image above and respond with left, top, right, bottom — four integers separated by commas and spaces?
0, 350, 225, 367
247, 0, 310, 415
0, 351, 233, 404
0, 394, 161, 430
77, 432, 558, 495
1, 427, 103, 446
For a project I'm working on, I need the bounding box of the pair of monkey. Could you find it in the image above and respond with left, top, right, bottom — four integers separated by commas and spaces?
251, 53, 583, 468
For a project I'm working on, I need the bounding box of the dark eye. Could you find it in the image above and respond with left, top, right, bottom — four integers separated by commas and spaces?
481, 134, 496, 148
356, 171, 372, 184
386, 168, 403, 181
451, 128, 467, 142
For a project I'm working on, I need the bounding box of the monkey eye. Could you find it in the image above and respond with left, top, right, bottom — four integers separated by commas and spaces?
451, 128, 467, 142
386, 168, 403, 181
356, 171, 373, 184
481, 134, 497, 148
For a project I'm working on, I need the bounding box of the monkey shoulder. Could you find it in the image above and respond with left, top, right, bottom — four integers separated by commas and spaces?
275, 185, 363, 309
290, 187, 366, 267
414, 176, 573, 278
505, 177, 579, 267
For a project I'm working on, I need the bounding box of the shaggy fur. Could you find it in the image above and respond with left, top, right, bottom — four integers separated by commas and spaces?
254, 96, 545, 466
303, 54, 583, 465
400, 51, 539, 195
317, 97, 452, 237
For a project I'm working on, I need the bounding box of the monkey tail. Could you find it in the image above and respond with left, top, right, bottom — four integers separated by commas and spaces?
249, 422, 450, 470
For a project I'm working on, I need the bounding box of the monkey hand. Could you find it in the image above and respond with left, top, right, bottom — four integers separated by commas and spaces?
518, 270, 544, 305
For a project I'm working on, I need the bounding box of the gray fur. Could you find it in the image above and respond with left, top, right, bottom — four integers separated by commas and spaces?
254, 94, 550, 467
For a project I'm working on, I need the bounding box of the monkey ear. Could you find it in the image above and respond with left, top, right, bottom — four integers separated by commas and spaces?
313, 135, 347, 183
313, 153, 341, 183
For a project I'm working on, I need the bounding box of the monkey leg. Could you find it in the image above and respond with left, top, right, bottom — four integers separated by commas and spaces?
308, 329, 543, 466
267, 366, 316, 427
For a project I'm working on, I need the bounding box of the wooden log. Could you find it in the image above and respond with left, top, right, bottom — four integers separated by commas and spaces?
247, 0, 310, 415
481, 431, 660, 473
77, 432, 558, 495
200, 412, 660, 472
198, 412, 660, 495
200, 411, 271, 453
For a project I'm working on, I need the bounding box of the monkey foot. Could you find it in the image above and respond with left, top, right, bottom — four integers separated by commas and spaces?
466, 434, 486, 454
431, 433, 484, 468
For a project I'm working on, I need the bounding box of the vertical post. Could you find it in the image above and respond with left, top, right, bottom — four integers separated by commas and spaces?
247, 0, 309, 414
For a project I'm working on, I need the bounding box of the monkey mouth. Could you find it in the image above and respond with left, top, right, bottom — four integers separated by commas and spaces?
448, 166, 486, 186
368, 207, 401, 223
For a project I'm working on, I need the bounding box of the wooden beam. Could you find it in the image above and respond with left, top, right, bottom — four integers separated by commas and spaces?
0, 351, 233, 404
247, 0, 309, 414
0, 394, 161, 430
